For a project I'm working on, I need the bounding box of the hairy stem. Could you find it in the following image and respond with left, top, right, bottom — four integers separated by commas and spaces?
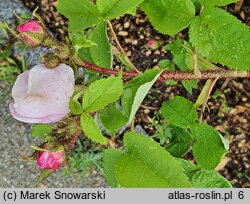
160, 69, 249, 81
74, 57, 250, 81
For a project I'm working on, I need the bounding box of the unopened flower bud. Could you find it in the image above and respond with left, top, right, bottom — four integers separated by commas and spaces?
146, 40, 158, 49
17, 20, 45, 46
37, 145, 65, 170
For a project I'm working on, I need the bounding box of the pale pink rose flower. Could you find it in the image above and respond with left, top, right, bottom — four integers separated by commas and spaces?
17, 20, 44, 44
9, 64, 75, 123
37, 149, 65, 170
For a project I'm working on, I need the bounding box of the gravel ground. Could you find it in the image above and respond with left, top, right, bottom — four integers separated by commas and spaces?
0, 0, 45, 68
0, 0, 106, 188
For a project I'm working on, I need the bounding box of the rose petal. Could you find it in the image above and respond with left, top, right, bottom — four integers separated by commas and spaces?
27, 64, 74, 103
37, 150, 64, 170
17, 21, 43, 33
11, 96, 67, 119
9, 102, 67, 123
12, 70, 29, 101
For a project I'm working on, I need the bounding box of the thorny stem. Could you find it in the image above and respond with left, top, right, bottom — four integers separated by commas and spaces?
74, 57, 250, 81
107, 21, 141, 74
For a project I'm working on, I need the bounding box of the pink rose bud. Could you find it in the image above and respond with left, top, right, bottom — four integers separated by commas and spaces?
17, 20, 45, 45
147, 40, 157, 47
37, 145, 65, 170
9, 64, 75, 123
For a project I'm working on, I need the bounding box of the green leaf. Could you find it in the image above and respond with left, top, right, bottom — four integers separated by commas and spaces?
165, 38, 193, 71
118, 54, 134, 71
82, 75, 123, 112
127, 7, 137, 16
122, 69, 162, 123
69, 90, 84, 115
100, 103, 128, 131
31, 124, 52, 139
0, 45, 11, 61
165, 80, 178, 86
190, 124, 229, 170
158, 59, 175, 71
191, 169, 232, 188
154, 124, 173, 145
96, 0, 144, 20
0, 21, 8, 38
191, 0, 201, 11
165, 126, 193, 158
189, 7, 250, 70
141, 0, 195, 35
115, 132, 192, 188
198, 0, 237, 6
165, 38, 218, 71
75, 22, 113, 68
57, 0, 101, 31
78, 47, 94, 64
177, 159, 232, 187
70, 31, 96, 55
103, 148, 124, 187
195, 79, 215, 108
88, 22, 113, 68
30, 145, 49, 152
0, 66, 19, 84
177, 158, 198, 179
84, 73, 102, 85
160, 96, 198, 128
80, 112, 108, 145
182, 80, 198, 94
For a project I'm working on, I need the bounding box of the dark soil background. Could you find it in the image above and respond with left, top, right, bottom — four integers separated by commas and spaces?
21, 0, 249, 187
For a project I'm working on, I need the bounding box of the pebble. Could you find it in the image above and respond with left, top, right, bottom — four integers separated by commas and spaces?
115, 23, 121, 29
140, 35, 144, 39
125, 38, 131, 44
127, 51, 132, 57
118, 31, 128, 36
153, 58, 158, 63
242, 97, 247, 102
124, 22, 130, 28
131, 39, 138, 45
146, 50, 152, 56
135, 125, 148, 136
154, 50, 161, 55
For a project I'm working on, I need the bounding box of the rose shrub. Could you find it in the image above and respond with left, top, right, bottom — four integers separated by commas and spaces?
4, 0, 250, 187
9, 64, 75, 123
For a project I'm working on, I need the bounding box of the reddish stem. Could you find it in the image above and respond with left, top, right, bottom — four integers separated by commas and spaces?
76, 59, 250, 81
